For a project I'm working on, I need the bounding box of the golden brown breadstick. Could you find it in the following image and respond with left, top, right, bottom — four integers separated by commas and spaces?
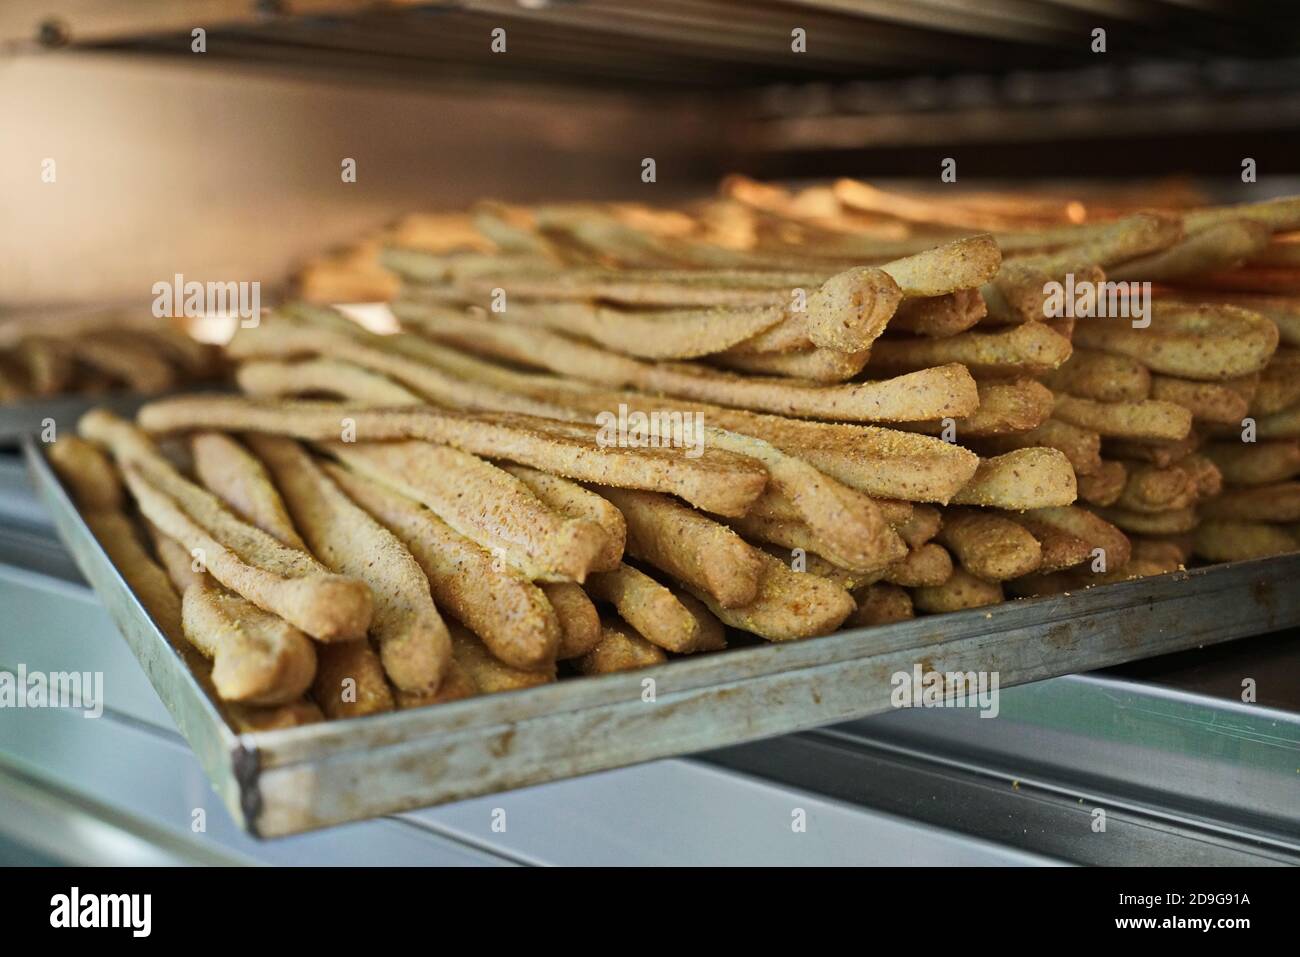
686, 549, 854, 642
450, 623, 555, 693
312, 639, 395, 719
979, 418, 1102, 477
710, 346, 871, 383
880, 234, 1002, 298
890, 503, 941, 548
327, 441, 607, 583
1075, 459, 1127, 506
1149, 376, 1249, 425
887, 288, 985, 338
238, 357, 423, 406
1020, 505, 1132, 572
501, 464, 625, 573
1108, 220, 1273, 282
500, 300, 784, 359
1073, 303, 1278, 380
936, 509, 1042, 581
1193, 520, 1297, 563
881, 542, 953, 587
1053, 395, 1193, 441
867, 323, 1072, 377
398, 309, 978, 422
910, 568, 1003, 614
595, 486, 763, 608
324, 463, 559, 670
898, 378, 1054, 438
572, 619, 669, 675
138, 396, 769, 517
312, 328, 980, 503
1252, 349, 1300, 415
1105, 433, 1201, 468
846, 583, 914, 627
1202, 440, 1300, 485
950, 448, 1078, 509
246, 435, 450, 693
1041, 348, 1151, 403
47, 435, 123, 511
191, 432, 306, 549
1004, 515, 1091, 573
146, 522, 207, 593
540, 582, 602, 659
181, 577, 316, 706
1112, 462, 1198, 513
12, 338, 73, 395
1094, 505, 1199, 535
1199, 482, 1300, 522
798, 266, 903, 352
118, 463, 373, 643
586, 563, 725, 653
84, 506, 322, 732
65, 335, 177, 393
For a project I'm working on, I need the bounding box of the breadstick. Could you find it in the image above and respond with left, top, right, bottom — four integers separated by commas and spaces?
312, 639, 395, 719
138, 396, 769, 517
47, 435, 123, 511
867, 323, 1072, 377
323, 463, 559, 670
246, 435, 450, 694
685, 549, 854, 642
881, 542, 954, 588
887, 288, 985, 338
846, 583, 914, 627
910, 568, 1003, 614
594, 486, 763, 608
181, 577, 317, 706
586, 563, 725, 653
1149, 376, 1249, 425
450, 623, 555, 693
1202, 440, 1300, 485
1199, 482, 1300, 522
501, 464, 626, 573
936, 509, 1042, 581
191, 432, 306, 549
398, 309, 978, 422
1021, 505, 1131, 571
539, 582, 602, 659
1076, 459, 1127, 506
327, 441, 607, 583
572, 619, 669, 675
949, 448, 1078, 509
1193, 520, 1297, 563
1053, 395, 1193, 441
1108, 220, 1273, 282
1041, 348, 1151, 403
238, 357, 423, 406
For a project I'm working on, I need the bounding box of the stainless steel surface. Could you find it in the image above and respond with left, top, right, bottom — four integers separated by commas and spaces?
0, 392, 153, 447
704, 668, 1300, 866
24, 438, 1300, 839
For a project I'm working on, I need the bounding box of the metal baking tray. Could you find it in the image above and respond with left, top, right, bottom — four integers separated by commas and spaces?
24, 438, 1300, 838
0, 393, 154, 448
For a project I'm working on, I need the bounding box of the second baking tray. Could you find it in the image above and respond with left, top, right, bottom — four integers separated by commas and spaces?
26, 438, 1300, 837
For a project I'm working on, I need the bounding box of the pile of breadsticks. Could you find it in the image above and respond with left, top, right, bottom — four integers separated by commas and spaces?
55, 180, 1300, 729
0, 311, 223, 404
